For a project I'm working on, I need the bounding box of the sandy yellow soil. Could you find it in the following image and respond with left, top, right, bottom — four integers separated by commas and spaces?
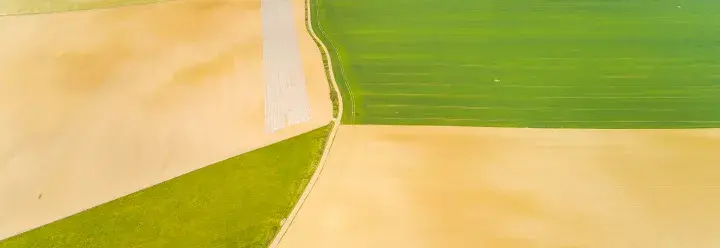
280, 125, 720, 248
0, 0, 331, 239
291, 0, 330, 120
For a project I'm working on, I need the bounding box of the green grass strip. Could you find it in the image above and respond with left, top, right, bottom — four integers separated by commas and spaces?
0, 0, 175, 16
0, 124, 332, 248
303, 0, 338, 118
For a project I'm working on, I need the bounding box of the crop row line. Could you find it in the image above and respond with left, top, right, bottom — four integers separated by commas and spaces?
358, 83, 720, 89
357, 63, 720, 68
369, 117, 720, 124
362, 93, 716, 99
366, 104, 694, 112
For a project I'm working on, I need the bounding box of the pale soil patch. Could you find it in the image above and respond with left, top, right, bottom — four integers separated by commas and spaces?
290, 0, 330, 120
0, 0, 331, 239
280, 125, 720, 248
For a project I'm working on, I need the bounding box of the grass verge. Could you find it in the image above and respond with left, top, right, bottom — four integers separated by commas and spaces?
0, 125, 332, 248
303, 0, 338, 118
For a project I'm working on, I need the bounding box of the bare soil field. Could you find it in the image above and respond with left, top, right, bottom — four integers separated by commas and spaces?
279, 125, 720, 248
0, 0, 331, 239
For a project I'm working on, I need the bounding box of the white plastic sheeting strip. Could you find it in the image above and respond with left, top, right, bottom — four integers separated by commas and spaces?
262, 0, 312, 133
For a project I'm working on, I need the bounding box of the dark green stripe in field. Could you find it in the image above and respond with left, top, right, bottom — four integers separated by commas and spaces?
312, 0, 720, 128
0, 125, 331, 248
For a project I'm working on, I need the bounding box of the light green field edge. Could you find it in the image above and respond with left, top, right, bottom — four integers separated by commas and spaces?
0, 0, 174, 16
0, 125, 332, 248
308, 0, 354, 123
311, 0, 720, 129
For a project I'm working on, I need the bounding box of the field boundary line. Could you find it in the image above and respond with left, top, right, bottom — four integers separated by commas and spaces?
267, 0, 344, 246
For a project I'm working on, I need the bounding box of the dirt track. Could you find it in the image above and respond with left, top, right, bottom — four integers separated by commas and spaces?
0, 0, 331, 239
280, 125, 720, 248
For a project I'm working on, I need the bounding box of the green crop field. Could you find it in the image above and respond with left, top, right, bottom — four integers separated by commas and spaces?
312, 0, 720, 128
0, 125, 331, 248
